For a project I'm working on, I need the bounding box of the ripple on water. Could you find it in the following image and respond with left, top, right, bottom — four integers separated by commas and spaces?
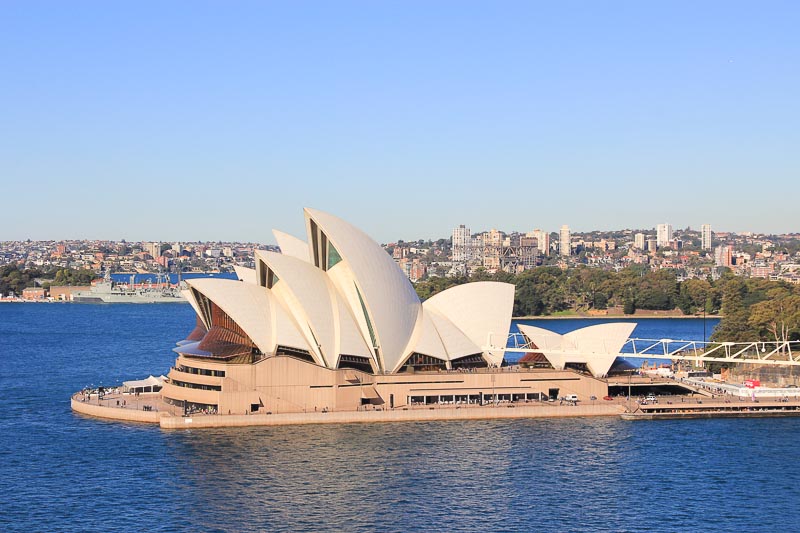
0, 305, 798, 532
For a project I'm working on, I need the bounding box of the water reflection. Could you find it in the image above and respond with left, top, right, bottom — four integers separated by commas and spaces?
162, 418, 636, 531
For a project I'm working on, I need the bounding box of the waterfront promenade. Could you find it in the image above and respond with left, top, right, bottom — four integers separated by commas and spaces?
72, 387, 800, 428
71, 390, 628, 428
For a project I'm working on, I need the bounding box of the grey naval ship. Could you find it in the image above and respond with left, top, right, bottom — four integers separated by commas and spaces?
72, 272, 186, 303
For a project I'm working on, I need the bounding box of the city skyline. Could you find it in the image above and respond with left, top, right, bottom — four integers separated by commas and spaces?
5, 219, 800, 246
2, 2, 799, 242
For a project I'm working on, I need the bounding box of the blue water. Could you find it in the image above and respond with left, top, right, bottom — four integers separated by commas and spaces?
1, 305, 797, 532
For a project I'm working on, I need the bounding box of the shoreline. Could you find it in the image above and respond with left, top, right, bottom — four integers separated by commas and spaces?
514, 315, 722, 320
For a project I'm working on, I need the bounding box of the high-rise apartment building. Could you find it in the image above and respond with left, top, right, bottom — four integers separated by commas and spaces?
531, 229, 550, 255
451, 224, 471, 262
656, 224, 673, 248
482, 229, 505, 270
148, 242, 161, 259
559, 225, 571, 256
701, 224, 712, 250
715, 245, 733, 267
634, 233, 645, 250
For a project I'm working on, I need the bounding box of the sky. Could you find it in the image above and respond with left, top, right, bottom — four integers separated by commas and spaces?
1, 1, 799, 244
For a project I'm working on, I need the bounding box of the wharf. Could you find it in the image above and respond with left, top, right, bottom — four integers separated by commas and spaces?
621, 399, 800, 420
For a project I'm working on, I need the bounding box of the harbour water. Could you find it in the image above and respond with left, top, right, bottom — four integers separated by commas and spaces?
1, 304, 797, 532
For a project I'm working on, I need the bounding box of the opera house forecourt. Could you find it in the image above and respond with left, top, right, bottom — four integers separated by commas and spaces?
72, 208, 622, 428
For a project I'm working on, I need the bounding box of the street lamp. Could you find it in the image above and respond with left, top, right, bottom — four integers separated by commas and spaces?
628, 369, 633, 413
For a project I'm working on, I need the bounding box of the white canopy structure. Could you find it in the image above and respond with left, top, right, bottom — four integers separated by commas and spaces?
122, 375, 166, 393
517, 323, 637, 378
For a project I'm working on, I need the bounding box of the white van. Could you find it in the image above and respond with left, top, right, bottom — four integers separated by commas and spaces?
564, 394, 579, 402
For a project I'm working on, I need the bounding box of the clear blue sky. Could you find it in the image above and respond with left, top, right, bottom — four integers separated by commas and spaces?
2, 1, 798, 243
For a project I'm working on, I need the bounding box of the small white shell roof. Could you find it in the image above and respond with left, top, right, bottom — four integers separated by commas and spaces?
181, 288, 208, 330
515, 324, 565, 351
564, 323, 636, 356
273, 230, 311, 263
233, 266, 257, 284
186, 278, 309, 355
410, 311, 448, 362
305, 207, 422, 373
423, 282, 514, 367
517, 322, 636, 377
426, 310, 482, 361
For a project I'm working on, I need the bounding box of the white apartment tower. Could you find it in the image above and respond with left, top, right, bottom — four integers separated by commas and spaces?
452, 224, 471, 262
559, 225, 571, 257
701, 224, 712, 250
656, 224, 673, 248
148, 242, 161, 259
531, 229, 550, 255
634, 233, 645, 250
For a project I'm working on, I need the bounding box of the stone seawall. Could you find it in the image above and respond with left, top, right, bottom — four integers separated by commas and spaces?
71, 398, 162, 424
159, 403, 626, 429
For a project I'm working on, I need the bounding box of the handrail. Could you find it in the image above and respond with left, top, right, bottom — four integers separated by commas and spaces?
493, 335, 800, 366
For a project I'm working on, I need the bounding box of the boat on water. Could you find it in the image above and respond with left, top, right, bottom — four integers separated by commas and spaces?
73, 272, 187, 304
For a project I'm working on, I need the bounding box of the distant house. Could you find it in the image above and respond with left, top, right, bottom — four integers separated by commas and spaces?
49, 285, 91, 301
22, 287, 46, 300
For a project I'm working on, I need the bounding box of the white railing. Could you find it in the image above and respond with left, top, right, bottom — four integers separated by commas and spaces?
490, 333, 800, 366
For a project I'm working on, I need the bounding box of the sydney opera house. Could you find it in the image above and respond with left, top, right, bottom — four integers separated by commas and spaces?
146, 207, 612, 417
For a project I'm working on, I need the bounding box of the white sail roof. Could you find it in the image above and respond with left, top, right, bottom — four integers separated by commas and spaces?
517, 322, 637, 378
305, 208, 422, 373
256, 250, 373, 367
177, 208, 516, 376
273, 230, 311, 263
186, 278, 308, 355
233, 266, 257, 284
410, 311, 449, 362
423, 282, 514, 367
426, 309, 482, 361
181, 288, 208, 330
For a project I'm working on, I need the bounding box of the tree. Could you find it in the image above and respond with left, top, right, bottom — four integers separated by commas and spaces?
678, 278, 711, 315
592, 292, 608, 310
623, 298, 636, 315
711, 278, 754, 342
748, 294, 800, 344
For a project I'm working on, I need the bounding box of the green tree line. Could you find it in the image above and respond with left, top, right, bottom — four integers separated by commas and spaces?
415, 266, 800, 342
415, 265, 717, 316
0, 265, 96, 296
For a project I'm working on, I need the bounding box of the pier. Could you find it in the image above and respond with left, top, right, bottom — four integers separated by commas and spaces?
621, 398, 800, 420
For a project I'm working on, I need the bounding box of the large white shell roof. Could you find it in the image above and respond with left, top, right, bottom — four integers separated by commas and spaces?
272, 230, 310, 263
304, 207, 422, 373
180, 208, 515, 374
256, 250, 373, 365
